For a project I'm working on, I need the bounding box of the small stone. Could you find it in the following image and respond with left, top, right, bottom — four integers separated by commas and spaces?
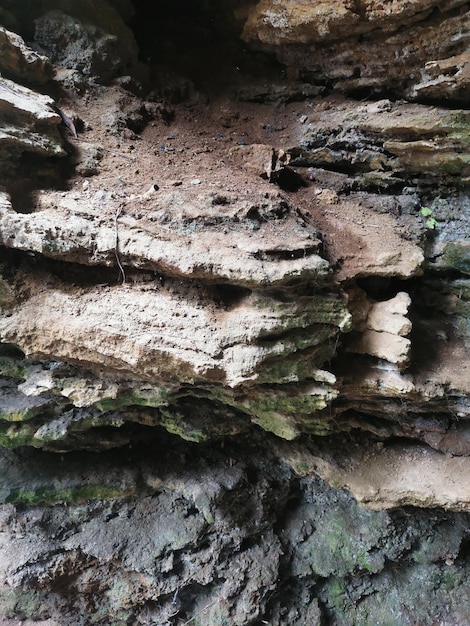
190, 179, 201, 185
229, 143, 275, 179
76, 142, 103, 177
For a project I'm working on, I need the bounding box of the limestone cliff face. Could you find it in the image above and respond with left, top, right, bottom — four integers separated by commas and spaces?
242, 0, 470, 102
0, 2, 469, 625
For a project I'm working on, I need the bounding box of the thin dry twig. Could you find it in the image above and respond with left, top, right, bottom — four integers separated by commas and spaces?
114, 205, 126, 284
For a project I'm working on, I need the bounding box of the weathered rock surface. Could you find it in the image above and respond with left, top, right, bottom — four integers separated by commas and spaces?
0, 77, 65, 161
281, 437, 470, 511
34, 8, 139, 88
0, 2, 469, 624
0, 186, 331, 286
345, 291, 412, 366
0, 27, 54, 85
242, 0, 470, 102
0, 437, 469, 626
290, 98, 470, 183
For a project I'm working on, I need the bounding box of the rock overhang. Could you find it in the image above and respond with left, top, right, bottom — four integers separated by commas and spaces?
0, 2, 468, 509
0, 4, 470, 624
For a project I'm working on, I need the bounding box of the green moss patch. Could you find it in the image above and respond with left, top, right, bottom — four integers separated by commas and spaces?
5, 484, 132, 505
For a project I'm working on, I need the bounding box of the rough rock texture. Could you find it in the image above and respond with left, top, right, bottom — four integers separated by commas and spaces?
1, 437, 470, 626
0, 78, 65, 159
0, 26, 54, 85
34, 8, 140, 89
0, 187, 331, 286
242, 0, 470, 102
0, 1, 470, 624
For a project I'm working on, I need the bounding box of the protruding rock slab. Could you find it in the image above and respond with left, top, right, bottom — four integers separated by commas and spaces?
0, 76, 65, 158
242, 0, 466, 45
242, 1, 470, 101
0, 26, 54, 84
280, 440, 470, 511
0, 275, 350, 388
292, 98, 470, 178
324, 444, 470, 512
0, 187, 331, 287
346, 292, 412, 367
411, 51, 470, 100
365, 292, 412, 336
347, 330, 411, 367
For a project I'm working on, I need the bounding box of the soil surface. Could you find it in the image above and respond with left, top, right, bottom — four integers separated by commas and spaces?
60, 83, 409, 281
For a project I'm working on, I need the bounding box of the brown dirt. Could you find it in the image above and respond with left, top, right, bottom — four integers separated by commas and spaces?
59, 84, 421, 284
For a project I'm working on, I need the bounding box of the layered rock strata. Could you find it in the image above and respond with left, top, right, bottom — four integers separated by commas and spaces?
0, 3, 469, 624
0, 12, 469, 500
242, 0, 470, 102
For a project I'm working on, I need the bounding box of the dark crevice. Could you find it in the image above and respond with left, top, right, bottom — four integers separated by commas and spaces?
350, 0, 366, 19
257, 323, 337, 346
272, 479, 303, 536
253, 246, 320, 262
270, 166, 308, 191
381, 435, 435, 450
456, 537, 470, 562
210, 283, 252, 307
0, 247, 257, 302
356, 276, 415, 301
415, 94, 470, 109
0, 343, 26, 359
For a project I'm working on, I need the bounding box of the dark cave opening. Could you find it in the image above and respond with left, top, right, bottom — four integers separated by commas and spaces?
129, 0, 282, 90
130, 0, 238, 59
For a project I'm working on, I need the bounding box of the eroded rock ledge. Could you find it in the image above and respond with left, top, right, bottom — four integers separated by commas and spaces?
242, 0, 470, 102
0, 3, 469, 624
0, 6, 469, 503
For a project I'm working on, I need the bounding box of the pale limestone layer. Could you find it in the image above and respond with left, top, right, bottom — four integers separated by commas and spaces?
320, 445, 470, 512
242, 1, 469, 101
0, 188, 330, 288
0, 76, 65, 157
0, 26, 54, 84
242, 0, 460, 45
0, 279, 350, 388
279, 441, 470, 512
